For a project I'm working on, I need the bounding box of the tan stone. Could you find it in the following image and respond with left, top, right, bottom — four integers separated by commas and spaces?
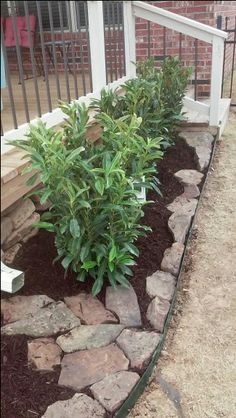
146, 297, 170, 332
42, 394, 106, 418
58, 344, 129, 391
174, 169, 203, 186
1, 199, 23, 218
28, 338, 62, 371
64, 293, 118, 325
161, 243, 184, 276
10, 198, 35, 230
1, 301, 81, 336
3, 212, 40, 250
3, 243, 22, 265
56, 324, 125, 352
22, 227, 39, 243
91, 371, 140, 413
1, 217, 13, 245
168, 212, 192, 244
1, 295, 54, 324
105, 286, 142, 327
167, 196, 197, 216
31, 193, 51, 211
146, 270, 176, 301
182, 184, 200, 198
117, 329, 161, 369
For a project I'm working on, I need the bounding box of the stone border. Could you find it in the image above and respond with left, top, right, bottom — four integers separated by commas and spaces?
1, 130, 218, 418
114, 129, 219, 418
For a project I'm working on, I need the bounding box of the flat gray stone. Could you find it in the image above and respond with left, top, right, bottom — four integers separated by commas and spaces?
58, 343, 129, 391
1, 217, 13, 245
3, 212, 40, 250
174, 169, 203, 186
28, 338, 62, 371
56, 324, 125, 353
179, 131, 214, 149
105, 286, 142, 327
1, 295, 54, 325
42, 393, 106, 418
182, 184, 200, 198
10, 198, 35, 230
168, 212, 192, 243
161, 243, 184, 276
146, 270, 176, 300
146, 297, 170, 331
180, 131, 213, 170
64, 293, 117, 325
91, 371, 140, 413
1, 301, 81, 337
167, 196, 197, 216
195, 145, 211, 171
3, 243, 22, 265
116, 329, 161, 369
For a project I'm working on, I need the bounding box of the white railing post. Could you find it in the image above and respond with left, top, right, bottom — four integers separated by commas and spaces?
123, 1, 136, 78
87, 1, 106, 92
209, 35, 225, 126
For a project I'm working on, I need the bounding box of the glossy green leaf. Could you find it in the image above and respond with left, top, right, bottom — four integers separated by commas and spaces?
33, 221, 54, 232
69, 219, 80, 238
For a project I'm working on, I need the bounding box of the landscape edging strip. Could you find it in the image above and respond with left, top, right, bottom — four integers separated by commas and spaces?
114, 127, 220, 418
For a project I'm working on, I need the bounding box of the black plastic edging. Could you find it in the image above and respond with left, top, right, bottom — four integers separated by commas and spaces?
114, 127, 220, 418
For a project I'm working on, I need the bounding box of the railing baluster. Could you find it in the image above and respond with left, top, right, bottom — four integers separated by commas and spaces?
87, 1, 106, 92
117, 1, 123, 78
10, 1, 30, 122
123, 1, 136, 78
76, 2, 87, 95
36, 1, 52, 112
84, 2, 93, 92
179, 32, 182, 61
67, 3, 79, 99
229, 16, 236, 99
148, 21, 151, 58
221, 17, 228, 98
111, 1, 118, 80
58, 1, 71, 103
194, 39, 198, 101
23, 1, 41, 117
1, 25, 18, 130
47, 1, 61, 100
107, 3, 114, 82
163, 26, 166, 59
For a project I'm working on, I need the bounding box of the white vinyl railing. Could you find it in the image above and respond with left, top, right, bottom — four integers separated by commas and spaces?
128, 1, 228, 126
1, 0, 228, 155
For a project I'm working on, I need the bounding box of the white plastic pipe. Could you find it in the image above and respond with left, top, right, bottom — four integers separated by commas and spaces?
1, 262, 24, 293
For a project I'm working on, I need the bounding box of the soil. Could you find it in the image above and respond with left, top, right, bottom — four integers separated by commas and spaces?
1, 138, 199, 418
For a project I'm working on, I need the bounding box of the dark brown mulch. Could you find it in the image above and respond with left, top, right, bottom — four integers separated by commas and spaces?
1, 138, 199, 418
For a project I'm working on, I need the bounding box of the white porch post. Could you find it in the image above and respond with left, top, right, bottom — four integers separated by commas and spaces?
87, 1, 106, 92
209, 35, 225, 126
123, 1, 136, 78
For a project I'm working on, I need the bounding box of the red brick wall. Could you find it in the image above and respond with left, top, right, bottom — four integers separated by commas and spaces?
6, 1, 236, 97
136, 1, 236, 97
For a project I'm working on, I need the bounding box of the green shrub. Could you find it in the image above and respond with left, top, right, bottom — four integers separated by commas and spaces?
91, 56, 192, 147
10, 104, 162, 295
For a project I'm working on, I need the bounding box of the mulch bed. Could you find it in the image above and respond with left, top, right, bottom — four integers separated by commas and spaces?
1, 138, 199, 418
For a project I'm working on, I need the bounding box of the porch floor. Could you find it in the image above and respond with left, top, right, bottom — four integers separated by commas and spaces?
1, 73, 91, 134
